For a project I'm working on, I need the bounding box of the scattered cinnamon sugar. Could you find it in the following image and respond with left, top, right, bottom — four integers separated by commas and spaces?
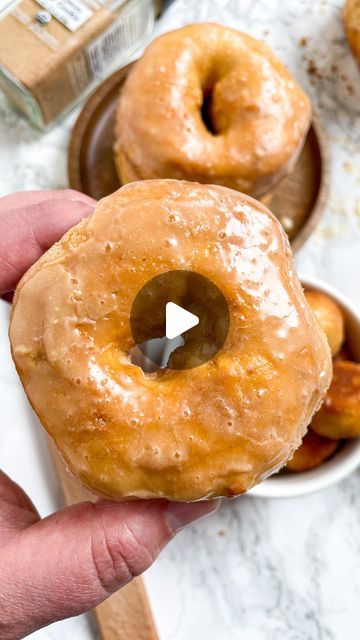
307, 60, 318, 76
317, 226, 336, 240
218, 529, 225, 537
343, 161, 354, 174
299, 36, 308, 47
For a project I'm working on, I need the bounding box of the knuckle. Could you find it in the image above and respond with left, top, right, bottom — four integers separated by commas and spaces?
120, 520, 156, 575
91, 527, 122, 595
90, 518, 154, 595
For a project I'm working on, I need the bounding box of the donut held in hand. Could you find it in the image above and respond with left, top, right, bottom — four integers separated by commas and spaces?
10, 180, 331, 501
115, 23, 311, 200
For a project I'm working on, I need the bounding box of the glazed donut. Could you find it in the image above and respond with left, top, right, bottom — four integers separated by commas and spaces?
10, 180, 331, 501
286, 429, 338, 472
312, 360, 360, 438
304, 290, 345, 356
114, 23, 311, 200
344, 0, 360, 65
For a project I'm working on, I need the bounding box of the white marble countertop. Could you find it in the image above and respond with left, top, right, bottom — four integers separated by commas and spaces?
1, 1, 360, 639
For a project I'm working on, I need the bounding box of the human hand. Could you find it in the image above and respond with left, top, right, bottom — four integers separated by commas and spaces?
0, 190, 219, 639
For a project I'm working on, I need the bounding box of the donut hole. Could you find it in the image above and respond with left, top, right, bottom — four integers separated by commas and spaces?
129, 271, 230, 372
200, 85, 218, 135
129, 335, 184, 373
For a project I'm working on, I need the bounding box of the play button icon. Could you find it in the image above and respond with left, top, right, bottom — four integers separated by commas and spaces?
130, 270, 230, 370
165, 302, 199, 340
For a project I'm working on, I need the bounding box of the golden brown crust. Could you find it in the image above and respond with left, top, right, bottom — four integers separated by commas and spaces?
344, 0, 360, 65
10, 180, 331, 501
312, 360, 360, 439
304, 290, 345, 356
114, 23, 311, 200
286, 429, 338, 472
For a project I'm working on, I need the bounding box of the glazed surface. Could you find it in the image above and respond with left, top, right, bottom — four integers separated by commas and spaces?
115, 23, 311, 199
10, 180, 331, 501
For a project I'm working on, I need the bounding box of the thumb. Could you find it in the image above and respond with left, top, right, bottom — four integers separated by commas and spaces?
1, 497, 219, 639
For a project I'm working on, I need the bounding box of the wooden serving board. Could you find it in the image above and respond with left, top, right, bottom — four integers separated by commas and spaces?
68, 63, 330, 253
49, 441, 159, 640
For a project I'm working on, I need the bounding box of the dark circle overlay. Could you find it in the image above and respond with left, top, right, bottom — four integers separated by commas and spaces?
130, 270, 230, 370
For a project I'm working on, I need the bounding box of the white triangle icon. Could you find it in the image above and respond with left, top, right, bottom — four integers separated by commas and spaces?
165, 302, 199, 340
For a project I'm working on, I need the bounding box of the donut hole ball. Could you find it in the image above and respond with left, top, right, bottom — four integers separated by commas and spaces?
343, 0, 360, 65
312, 361, 360, 439
286, 428, 339, 472
334, 344, 354, 362
304, 290, 345, 356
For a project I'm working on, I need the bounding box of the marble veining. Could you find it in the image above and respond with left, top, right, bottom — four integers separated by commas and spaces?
0, 0, 360, 639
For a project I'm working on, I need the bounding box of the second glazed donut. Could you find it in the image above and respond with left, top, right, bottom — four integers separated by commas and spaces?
115, 23, 311, 200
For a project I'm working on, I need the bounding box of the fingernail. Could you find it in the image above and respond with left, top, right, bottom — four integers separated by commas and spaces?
77, 203, 96, 218
166, 499, 221, 533
80, 203, 96, 212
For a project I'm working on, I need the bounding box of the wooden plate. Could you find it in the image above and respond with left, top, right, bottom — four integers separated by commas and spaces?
68, 64, 329, 252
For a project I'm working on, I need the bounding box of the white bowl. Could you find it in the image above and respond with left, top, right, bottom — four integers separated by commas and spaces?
250, 274, 360, 498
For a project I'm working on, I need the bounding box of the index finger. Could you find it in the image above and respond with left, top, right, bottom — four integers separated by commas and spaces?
0, 189, 95, 213
0, 196, 95, 295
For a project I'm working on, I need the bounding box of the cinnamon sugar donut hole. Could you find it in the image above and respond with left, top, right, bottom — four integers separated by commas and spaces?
305, 290, 345, 356
344, 0, 360, 66
312, 361, 360, 439
286, 429, 338, 472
